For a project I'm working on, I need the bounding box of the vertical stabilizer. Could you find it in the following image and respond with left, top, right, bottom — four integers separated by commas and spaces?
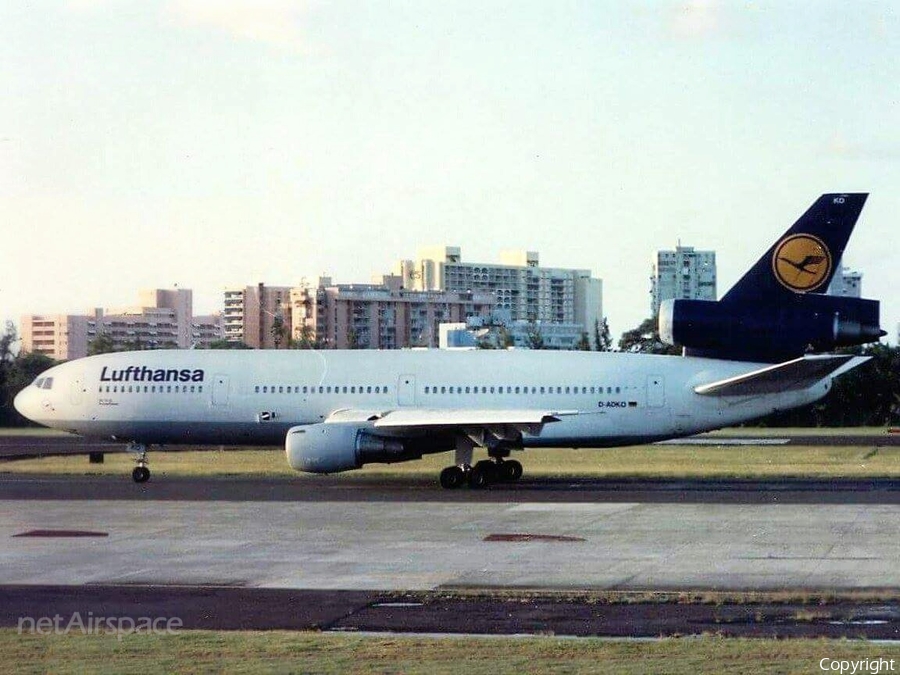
721, 194, 867, 306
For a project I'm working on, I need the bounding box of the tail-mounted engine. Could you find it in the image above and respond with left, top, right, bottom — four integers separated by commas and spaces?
659, 295, 884, 362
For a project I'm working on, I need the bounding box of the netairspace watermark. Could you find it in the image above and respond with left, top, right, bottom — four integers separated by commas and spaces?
820, 658, 898, 675
18, 613, 183, 641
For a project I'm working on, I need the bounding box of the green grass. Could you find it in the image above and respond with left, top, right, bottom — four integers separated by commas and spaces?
2, 427, 898, 480
4, 441, 900, 480
4, 630, 900, 675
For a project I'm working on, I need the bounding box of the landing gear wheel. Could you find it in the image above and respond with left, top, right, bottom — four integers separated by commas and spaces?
468, 460, 497, 489
439, 466, 466, 489
132, 466, 150, 483
467, 465, 489, 489
500, 459, 523, 482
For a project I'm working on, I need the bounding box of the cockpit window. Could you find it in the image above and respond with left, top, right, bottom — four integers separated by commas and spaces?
42, 377, 54, 390
34, 378, 45, 388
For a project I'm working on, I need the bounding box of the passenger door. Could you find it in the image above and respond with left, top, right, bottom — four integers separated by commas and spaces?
212, 374, 230, 406
397, 374, 416, 406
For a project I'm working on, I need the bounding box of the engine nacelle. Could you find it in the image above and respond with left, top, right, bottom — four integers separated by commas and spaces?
285, 421, 446, 474
659, 294, 884, 362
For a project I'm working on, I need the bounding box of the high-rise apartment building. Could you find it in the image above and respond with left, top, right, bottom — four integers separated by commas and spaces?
395, 247, 603, 336
650, 244, 717, 316
223, 284, 292, 349
827, 263, 862, 298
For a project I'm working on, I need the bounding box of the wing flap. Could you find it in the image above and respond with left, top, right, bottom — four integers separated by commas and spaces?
694, 354, 867, 397
373, 409, 567, 429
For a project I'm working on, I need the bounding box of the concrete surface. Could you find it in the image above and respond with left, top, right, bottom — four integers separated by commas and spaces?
3, 499, 900, 591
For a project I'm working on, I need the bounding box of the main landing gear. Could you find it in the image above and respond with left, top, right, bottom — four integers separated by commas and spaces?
439, 458, 524, 490
127, 442, 151, 483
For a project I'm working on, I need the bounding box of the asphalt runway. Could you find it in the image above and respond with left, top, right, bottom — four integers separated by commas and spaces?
3, 473, 900, 504
4, 585, 900, 639
5, 432, 900, 639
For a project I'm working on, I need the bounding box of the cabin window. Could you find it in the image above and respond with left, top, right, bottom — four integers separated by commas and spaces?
440, 386, 445, 394
351, 386, 356, 394
616, 386, 621, 394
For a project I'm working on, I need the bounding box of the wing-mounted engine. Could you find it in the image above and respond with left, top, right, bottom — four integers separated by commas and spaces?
659, 295, 884, 362
285, 421, 454, 474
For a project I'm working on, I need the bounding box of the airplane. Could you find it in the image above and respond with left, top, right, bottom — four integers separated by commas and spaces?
14, 193, 886, 489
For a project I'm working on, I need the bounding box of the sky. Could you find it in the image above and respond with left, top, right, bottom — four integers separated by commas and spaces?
2, 1, 898, 343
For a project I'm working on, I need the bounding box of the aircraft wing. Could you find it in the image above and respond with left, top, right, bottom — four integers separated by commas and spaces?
694, 354, 868, 397
324, 408, 571, 438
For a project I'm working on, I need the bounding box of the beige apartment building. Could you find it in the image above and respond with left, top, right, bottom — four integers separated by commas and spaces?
223, 284, 292, 349
288, 276, 495, 349
19, 314, 90, 361
20, 289, 223, 360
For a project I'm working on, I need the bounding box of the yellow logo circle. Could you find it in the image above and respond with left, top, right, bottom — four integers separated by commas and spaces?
772, 234, 832, 292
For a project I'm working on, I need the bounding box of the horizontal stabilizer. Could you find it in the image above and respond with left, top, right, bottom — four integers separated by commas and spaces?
694, 355, 868, 397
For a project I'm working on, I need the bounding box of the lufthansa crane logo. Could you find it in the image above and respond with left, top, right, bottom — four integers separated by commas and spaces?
772, 234, 832, 292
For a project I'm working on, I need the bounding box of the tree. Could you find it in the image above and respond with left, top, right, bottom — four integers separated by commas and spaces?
121, 337, 146, 352
347, 328, 361, 350
291, 324, 319, 350
87, 333, 117, 355
575, 332, 591, 351
270, 314, 286, 349
525, 322, 545, 350
617, 317, 680, 355
593, 318, 612, 352
0, 322, 19, 425
0, 321, 57, 426
205, 339, 252, 350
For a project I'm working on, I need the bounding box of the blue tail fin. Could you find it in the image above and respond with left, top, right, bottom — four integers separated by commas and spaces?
721, 194, 867, 306
659, 193, 884, 362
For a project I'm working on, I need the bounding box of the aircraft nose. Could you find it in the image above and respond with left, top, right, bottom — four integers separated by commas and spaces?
13, 386, 39, 422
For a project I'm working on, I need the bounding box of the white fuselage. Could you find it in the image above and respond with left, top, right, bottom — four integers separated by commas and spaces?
14, 349, 828, 450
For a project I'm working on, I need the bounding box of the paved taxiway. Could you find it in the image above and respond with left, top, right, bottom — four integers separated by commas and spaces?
4, 492, 900, 590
